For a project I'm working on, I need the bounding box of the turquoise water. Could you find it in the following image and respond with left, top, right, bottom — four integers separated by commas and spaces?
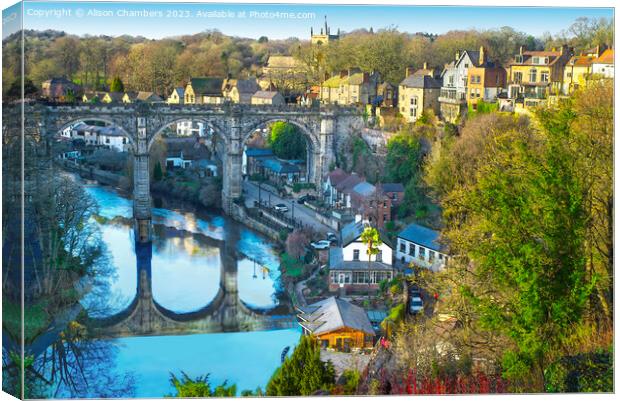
46, 181, 299, 397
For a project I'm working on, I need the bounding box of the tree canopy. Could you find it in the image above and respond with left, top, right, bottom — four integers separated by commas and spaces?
268, 121, 307, 160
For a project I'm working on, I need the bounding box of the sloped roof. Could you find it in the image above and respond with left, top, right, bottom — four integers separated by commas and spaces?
352, 181, 376, 197
224, 78, 259, 94
381, 183, 404, 193
106, 92, 124, 102
252, 90, 281, 99
336, 174, 364, 193
136, 91, 163, 102
398, 223, 445, 253
594, 48, 614, 64
263, 158, 301, 174
245, 147, 274, 158
326, 168, 349, 186
400, 74, 441, 89
297, 297, 375, 336
568, 55, 596, 67
340, 220, 393, 249
266, 55, 303, 69
189, 77, 223, 96
172, 87, 185, 97
329, 247, 393, 271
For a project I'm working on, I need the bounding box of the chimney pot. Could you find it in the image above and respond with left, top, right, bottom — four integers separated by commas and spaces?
423, 62, 428, 70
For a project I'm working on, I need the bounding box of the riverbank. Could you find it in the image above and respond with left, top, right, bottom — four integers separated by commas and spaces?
58, 160, 290, 246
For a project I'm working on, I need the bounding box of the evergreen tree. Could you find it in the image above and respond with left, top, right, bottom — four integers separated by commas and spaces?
168, 372, 236, 397
110, 76, 124, 92
153, 161, 163, 181
266, 335, 335, 396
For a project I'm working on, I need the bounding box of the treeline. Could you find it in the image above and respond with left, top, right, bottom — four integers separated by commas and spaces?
388, 78, 614, 393
2, 17, 613, 96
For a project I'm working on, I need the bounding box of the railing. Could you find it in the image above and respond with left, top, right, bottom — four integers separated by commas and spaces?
439, 88, 466, 102
255, 201, 304, 230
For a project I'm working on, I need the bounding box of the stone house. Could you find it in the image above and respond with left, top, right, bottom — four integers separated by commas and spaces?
167, 87, 185, 104
184, 77, 225, 104
251, 91, 285, 105
507, 45, 573, 108
41, 77, 81, 101
398, 69, 441, 123
320, 69, 380, 105
222, 77, 260, 104
123, 91, 163, 103
466, 47, 507, 110
562, 46, 605, 94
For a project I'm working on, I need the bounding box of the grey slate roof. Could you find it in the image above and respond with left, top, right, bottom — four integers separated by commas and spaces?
252, 90, 281, 99
352, 181, 376, 197
263, 158, 301, 174
381, 183, 404, 193
189, 77, 224, 96
297, 297, 375, 336
245, 147, 274, 158
398, 223, 446, 252
399, 74, 441, 89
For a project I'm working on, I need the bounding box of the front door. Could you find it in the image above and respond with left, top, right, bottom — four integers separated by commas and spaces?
335, 337, 343, 351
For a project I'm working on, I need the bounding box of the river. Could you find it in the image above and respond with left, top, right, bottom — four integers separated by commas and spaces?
38, 177, 300, 398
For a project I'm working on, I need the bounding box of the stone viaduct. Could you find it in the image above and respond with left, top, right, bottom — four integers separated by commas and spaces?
88, 237, 295, 338
27, 102, 363, 242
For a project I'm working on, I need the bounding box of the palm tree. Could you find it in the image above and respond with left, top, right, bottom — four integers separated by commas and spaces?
360, 226, 380, 300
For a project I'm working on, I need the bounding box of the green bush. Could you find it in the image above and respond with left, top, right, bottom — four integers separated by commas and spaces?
544, 348, 613, 393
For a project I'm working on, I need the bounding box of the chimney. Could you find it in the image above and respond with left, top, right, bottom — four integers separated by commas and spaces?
405, 67, 414, 77
479, 46, 485, 65
519, 46, 524, 55
455, 50, 461, 61
423, 62, 428, 70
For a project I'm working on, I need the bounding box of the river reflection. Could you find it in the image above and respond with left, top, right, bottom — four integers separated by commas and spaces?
23, 179, 300, 398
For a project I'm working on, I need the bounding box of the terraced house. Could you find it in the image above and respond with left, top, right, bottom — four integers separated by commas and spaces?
184, 77, 225, 104
562, 46, 605, 94
439, 50, 479, 122
507, 45, 573, 108
399, 66, 441, 123
320, 69, 380, 105
465, 47, 507, 110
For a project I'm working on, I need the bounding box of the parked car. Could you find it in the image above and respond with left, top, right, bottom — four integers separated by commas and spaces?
310, 240, 331, 250
273, 203, 289, 213
297, 194, 316, 204
326, 232, 338, 243
409, 296, 424, 314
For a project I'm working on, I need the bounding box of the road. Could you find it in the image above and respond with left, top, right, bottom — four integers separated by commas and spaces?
242, 180, 332, 234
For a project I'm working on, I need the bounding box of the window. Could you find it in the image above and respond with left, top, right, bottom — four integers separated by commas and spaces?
529, 69, 537, 82
429, 251, 436, 262
409, 244, 415, 256
515, 55, 523, 63
418, 247, 426, 259
410, 109, 414, 117
399, 241, 406, 253
464, 63, 469, 68
514, 72, 523, 83
410, 97, 414, 105
105, 138, 110, 144
122, 138, 127, 144
376, 251, 382, 262
383, 200, 387, 208
353, 249, 360, 261
383, 213, 388, 222
540, 72, 549, 83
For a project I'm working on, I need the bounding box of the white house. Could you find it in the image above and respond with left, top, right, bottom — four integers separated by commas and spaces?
439, 50, 478, 122
328, 219, 394, 293
176, 120, 206, 137
97, 126, 130, 152
592, 48, 614, 79
396, 223, 449, 272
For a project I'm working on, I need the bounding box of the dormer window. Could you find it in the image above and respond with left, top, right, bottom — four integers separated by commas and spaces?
515, 55, 524, 63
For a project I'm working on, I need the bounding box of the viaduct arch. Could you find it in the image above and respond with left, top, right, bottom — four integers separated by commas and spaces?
26, 102, 363, 242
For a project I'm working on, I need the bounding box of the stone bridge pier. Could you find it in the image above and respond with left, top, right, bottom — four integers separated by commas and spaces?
133, 116, 152, 243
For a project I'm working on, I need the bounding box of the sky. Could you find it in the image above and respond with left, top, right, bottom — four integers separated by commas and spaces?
2, 1, 615, 40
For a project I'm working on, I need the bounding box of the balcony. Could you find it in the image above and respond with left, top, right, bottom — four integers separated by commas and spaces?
438, 88, 466, 104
